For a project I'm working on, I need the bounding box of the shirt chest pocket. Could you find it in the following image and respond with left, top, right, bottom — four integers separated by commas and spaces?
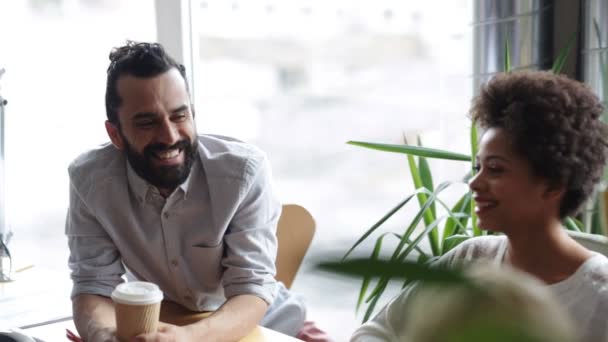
185, 244, 225, 291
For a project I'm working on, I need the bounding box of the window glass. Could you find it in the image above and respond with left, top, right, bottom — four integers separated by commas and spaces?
0, 0, 156, 273
193, 1, 472, 338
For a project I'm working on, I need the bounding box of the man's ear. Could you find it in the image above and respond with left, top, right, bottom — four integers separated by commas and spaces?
105, 120, 125, 150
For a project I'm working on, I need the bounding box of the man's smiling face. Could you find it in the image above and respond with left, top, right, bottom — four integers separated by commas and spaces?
105, 67, 197, 194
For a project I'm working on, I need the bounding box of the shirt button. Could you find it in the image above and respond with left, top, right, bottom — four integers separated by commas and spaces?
163, 212, 169, 219
171, 259, 178, 266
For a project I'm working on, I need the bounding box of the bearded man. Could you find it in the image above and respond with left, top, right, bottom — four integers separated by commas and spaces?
66, 41, 305, 342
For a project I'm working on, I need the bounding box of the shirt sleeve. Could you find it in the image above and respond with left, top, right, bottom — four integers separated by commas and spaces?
221, 153, 281, 305
66, 179, 125, 299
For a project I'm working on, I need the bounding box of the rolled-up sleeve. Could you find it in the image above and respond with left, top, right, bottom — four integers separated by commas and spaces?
221, 154, 281, 304
66, 180, 125, 299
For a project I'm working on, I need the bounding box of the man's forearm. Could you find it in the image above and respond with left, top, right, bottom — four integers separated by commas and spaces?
73, 294, 117, 341
185, 294, 268, 341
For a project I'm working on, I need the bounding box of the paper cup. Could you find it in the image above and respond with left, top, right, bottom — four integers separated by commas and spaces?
111, 281, 163, 341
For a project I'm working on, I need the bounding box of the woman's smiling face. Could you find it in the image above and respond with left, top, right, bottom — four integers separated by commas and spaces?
469, 127, 560, 232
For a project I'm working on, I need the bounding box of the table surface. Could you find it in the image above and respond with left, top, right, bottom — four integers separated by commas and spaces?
23, 319, 302, 342
0, 267, 73, 328
1, 268, 302, 341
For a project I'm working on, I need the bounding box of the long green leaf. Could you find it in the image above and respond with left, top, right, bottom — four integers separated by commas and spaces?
362, 286, 383, 323
348, 141, 470, 161
551, 32, 577, 74
321, 257, 471, 322
594, 19, 605, 57
397, 214, 464, 262
387, 182, 457, 259
443, 192, 472, 239
470, 125, 478, 164
418, 153, 436, 218
504, 38, 511, 72
391, 192, 442, 260
406, 152, 426, 214
470, 125, 481, 236
564, 217, 582, 232
342, 190, 421, 260
356, 232, 429, 315
356, 233, 392, 312
343, 183, 465, 262
317, 258, 468, 284
418, 156, 440, 253
406, 151, 439, 255
591, 193, 605, 235
597, 193, 607, 236
411, 184, 471, 243
362, 188, 449, 308
365, 276, 389, 305
358, 183, 467, 315
593, 19, 608, 129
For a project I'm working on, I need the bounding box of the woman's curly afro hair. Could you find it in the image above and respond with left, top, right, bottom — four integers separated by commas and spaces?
470, 71, 608, 218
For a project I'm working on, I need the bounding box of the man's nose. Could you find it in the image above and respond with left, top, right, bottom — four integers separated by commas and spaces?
157, 120, 180, 146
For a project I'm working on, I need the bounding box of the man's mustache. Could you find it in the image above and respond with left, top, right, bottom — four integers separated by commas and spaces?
143, 139, 191, 157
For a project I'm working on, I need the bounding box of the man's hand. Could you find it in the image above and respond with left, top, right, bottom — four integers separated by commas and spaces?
87, 326, 119, 342
132, 294, 265, 342
131, 323, 192, 342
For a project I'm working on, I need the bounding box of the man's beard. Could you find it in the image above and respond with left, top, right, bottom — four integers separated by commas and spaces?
121, 134, 198, 191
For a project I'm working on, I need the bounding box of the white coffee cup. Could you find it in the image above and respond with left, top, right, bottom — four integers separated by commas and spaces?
111, 281, 163, 341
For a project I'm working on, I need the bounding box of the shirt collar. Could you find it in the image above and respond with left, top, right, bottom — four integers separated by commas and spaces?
126, 161, 150, 205
179, 159, 196, 198
126, 157, 197, 204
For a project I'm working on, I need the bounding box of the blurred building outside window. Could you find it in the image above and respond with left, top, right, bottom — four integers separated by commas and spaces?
0, 0, 156, 274
185, 1, 473, 338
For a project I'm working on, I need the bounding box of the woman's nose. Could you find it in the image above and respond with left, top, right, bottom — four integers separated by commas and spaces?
469, 170, 483, 192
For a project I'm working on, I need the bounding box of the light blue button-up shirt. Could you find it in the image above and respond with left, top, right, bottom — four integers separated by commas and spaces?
66, 135, 305, 334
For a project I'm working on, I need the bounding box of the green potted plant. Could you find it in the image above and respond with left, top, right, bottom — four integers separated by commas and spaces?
339, 38, 604, 322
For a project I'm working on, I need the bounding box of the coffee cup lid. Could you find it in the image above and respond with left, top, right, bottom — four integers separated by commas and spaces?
111, 281, 163, 305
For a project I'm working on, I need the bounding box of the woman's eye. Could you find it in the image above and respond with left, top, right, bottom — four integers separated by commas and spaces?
473, 163, 503, 174
487, 165, 504, 173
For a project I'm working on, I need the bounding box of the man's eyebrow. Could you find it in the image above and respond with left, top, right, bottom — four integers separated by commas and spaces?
171, 105, 189, 114
132, 112, 158, 121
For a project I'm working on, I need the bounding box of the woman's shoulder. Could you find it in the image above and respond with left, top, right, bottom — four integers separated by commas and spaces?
557, 253, 608, 304
558, 254, 608, 329
581, 253, 608, 289
438, 235, 507, 267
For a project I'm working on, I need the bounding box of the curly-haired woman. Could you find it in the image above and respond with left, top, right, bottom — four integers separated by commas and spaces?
351, 71, 608, 342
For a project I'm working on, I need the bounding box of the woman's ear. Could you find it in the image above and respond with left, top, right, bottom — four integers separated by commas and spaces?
543, 181, 565, 202
105, 120, 125, 150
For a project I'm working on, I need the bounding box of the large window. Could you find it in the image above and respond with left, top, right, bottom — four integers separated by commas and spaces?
0, 0, 473, 336
190, 1, 472, 338
0, 0, 155, 274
